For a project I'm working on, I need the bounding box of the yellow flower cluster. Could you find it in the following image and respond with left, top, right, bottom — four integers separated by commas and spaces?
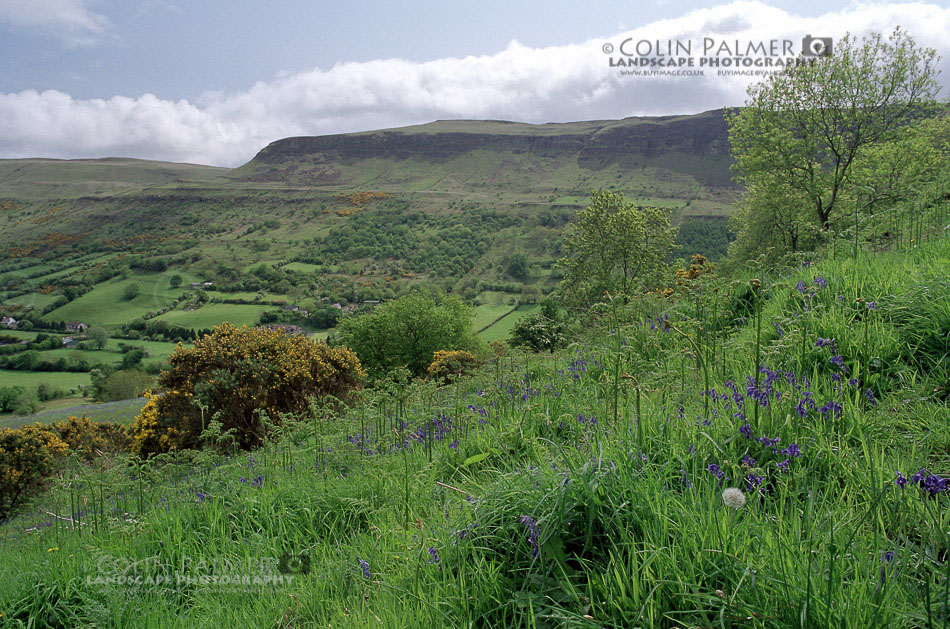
428, 350, 479, 382
132, 323, 365, 455
0, 414, 127, 517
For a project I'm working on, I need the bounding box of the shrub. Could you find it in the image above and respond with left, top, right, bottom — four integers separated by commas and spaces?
427, 350, 479, 383
0, 425, 67, 519
508, 313, 567, 352
0, 416, 129, 518
129, 323, 365, 456
90, 368, 153, 402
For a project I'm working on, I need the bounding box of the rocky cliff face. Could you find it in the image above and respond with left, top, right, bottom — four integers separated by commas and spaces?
249, 110, 731, 166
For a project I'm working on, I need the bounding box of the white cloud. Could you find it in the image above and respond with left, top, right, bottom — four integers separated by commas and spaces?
0, 1, 948, 166
0, 0, 109, 46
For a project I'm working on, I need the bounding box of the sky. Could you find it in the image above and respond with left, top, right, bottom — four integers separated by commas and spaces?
1, 0, 949, 166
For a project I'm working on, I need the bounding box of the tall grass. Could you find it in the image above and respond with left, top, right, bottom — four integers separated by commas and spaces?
1, 238, 947, 627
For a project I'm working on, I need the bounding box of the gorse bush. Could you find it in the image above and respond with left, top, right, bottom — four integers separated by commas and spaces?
427, 350, 479, 383
130, 323, 365, 456
0, 415, 128, 519
0, 426, 67, 519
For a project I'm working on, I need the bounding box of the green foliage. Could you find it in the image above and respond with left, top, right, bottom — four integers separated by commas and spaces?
122, 283, 140, 301
308, 306, 341, 329
557, 190, 675, 306
89, 368, 152, 403
675, 216, 734, 261
338, 288, 481, 378
169, 274, 183, 288
728, 28, 941, 260
507, 312, 567, 352
506, 253, 528, 280
86, 325, 109, 350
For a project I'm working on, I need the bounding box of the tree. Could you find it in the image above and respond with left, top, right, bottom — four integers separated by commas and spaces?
169, 274, 183, 288
507, 253, 528, 280
87, 326, 109, 350
556, 190, 675, 307
521, 284, 542, 304
338, 287, 481, 378
728, 28, 940, 257
123, 283, 140, 301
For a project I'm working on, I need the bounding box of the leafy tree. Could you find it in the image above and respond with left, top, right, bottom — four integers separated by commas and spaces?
308, 307, 341, 329
556, 190, 675, 307
169, 274, 183, 288
728, 28, 940, 258
507, 253, 529, 280
87, 325, 109, 350
338, 288, 481, 378
123, 283, 140, 301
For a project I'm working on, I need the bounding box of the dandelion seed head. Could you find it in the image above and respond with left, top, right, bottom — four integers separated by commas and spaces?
722, 487, 746, 509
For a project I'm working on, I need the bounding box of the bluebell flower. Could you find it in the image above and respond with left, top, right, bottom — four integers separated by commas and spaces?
520, 515, 540, 558
427, 547, 440, 564
358, 558, 371, 579
813, 277, 827, 289
894, 471, 908, 488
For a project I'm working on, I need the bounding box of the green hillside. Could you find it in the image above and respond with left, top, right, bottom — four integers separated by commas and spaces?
0, 111, 737, 319
0, 112, 738, 414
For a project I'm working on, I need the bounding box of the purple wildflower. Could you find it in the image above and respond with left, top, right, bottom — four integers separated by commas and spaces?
781, 443, 802, 458
813, 277, 827, 289
520, 515, 540, 559
864, 389, 877, 406
427, 547, 440, 564
894, 471, 908, 488
358, 558, 371, 579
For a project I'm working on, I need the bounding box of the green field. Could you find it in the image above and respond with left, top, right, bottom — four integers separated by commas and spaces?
0, 369, 90, 390
478, 304, 539, 341
471, 304, 516, 331
2, 292, 65, 310
153, 303, 273, 330
43, 271, 199, 326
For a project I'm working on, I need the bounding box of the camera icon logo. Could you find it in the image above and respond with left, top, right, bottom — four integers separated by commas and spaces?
802, 35, 832, 57
278, 553, 311, 575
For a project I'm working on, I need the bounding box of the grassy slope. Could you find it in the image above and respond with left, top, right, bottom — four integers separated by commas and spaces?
0, 158, 227, 200
42, 271, 198, 327
4, 237, 945, 626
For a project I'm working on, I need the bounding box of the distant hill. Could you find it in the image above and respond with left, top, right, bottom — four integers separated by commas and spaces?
236, 109, 735, 191
0, 158, 228, 200
0, 110, 739, 329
